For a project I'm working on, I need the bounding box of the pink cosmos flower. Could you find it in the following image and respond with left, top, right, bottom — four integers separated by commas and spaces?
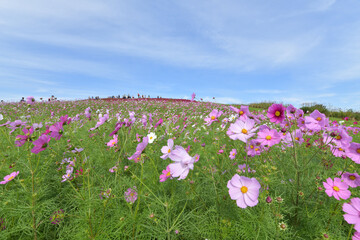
323, 127, 352, 148
204, 109, 223, 126
159, 166, 172, 182
49, 122, 64, 140
295, 108, 304, 118
31, 135, 51, 154
330, 144, 347, 158
84, 107, 92, 120
227, 174, 261, 208
109, 165, 118, 173
323, 177, 351, 200
257, 128, 281, 147
267, 104, 286, 124
247, 139, 263, 157
342, 172, 360, 188
128, 137, 149, 163
347, 142, 360, 164
229, 149, 237, 160
168, 146, 196, 180
305, 110, 327, 132
8, 120, 26, 134
286, 104, 297, 119
343, 198, 360, 232
161, 139, 174, 159
191, 92, 196, 102
141, 115, 147, 127
107, 135, 118, 147
26, 96, 35, 105
15, 127, 34, 147
124, 187, 137, 203
129, 111, 136, 123
226, 118, 258, 143
59, 115, 71, 126
353, 232, 360, 240
0, 171, 19, 184
230, 105, 250, 120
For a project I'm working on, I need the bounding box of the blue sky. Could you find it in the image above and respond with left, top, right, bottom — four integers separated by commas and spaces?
1, 0, 360, 110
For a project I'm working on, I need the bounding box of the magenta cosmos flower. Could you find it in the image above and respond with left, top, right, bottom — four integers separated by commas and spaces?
227, 174, 261, 208
323, 177, 351, 200
31, 135, 51, 154
342, 172, 360, 188
267, 104, 286, 124
159, 166, 172, 182
0, 171, 19, 184
168, 146, 196, 180
226, 118, 258, 143
160, 139, 174, 159
257, 128, 281, 147
347, 142, 360, 164
343, 198, 360, 232
204, 109, 223, 126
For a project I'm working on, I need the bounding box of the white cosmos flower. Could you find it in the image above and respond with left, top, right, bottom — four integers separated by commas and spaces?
147, 132, 157, 143
0, 114, 3, 121
229, 114, 237, 122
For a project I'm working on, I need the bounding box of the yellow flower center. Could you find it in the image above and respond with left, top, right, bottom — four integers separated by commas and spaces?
357, 148, 360, 154
255, 148, 259, 151
167, 149, 171, 153
150, 136, 153, 139
232, 153, 235, 156
166, 172, 171, 177
240, 186, 248, 193
295, 137, 299, 140
211, 116, 216, 120
275, 111, 281, 117
250, 145, 254, 149
316, 117, 322, 121
241, 129, 248, 134
8, 176, 14, 181
239, 111, 244, 115
333, 186, 340, 192
266, 136, 272, 140
336, 136, 341, 140
339, 148, 343, 151
349, 175, 356, 180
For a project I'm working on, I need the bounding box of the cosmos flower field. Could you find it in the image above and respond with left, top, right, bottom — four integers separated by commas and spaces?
0, 97, 360, 239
